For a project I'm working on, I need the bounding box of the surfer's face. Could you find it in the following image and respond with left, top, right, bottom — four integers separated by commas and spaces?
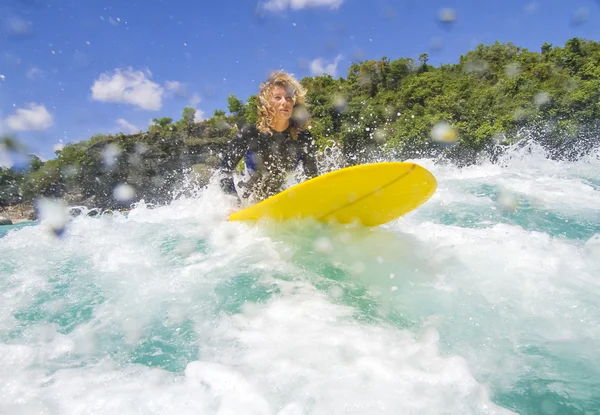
270, 85, 295, 122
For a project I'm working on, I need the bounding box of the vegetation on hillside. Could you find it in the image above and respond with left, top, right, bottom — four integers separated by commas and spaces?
1, 37, 599, 209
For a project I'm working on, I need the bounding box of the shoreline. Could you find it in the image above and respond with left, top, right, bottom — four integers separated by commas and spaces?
0, 204, 36, 225
0, 203, 135, 226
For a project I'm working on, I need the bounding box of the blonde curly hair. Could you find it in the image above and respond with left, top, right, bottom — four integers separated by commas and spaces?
257, 70, 309, 140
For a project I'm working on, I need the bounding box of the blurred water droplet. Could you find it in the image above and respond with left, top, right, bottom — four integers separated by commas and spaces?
113, 183, 135, 202
329, 285, 344, 299
102, 143, 120, 168
339, 232, 352, 244
134, 142, 148, 155
431, 122, 458, 143
565, 78, 578, 92
534, 92, 550, 108
498, 190, 518, 212
53, 142, 64, 152
353, 48, 364, 61
376, 256, 384, 264
222, 226, 238, 243
314, 236, 333, 254
73, 326, 96, 356
376, 4, 393, 20
62, 164, 78, 178
333, 94, 348, 112
513, 108, 529, 122
492, 133, 508, 145
4, 17, 34, 40
464, 59, 489, 74
505, 62, 521, 77
122, 318, 144, 346
391, 286, 398, 292
1, 136, 23, 151
525, 1, 538, 14
278, 245, 294, 261
583, 234, 600, 266
128, 153, 142, 167
0, 144, 13, 168
35, 198, 70, 237
292, 105, 309, 125
167, 304, 188, 324
430, 36, 443, 51
374, 129, 387, 143
296, 58, 309, 71
572, 7, 588, 25
389, 273, 395, 279
350, 262, 365, 275
357, 72, 372, 88
438, 8, 456, 24
217, 120, 232, 130
151, 175, 165, 187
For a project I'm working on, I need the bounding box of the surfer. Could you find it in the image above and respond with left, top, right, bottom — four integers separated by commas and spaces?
217, 70, 319, 203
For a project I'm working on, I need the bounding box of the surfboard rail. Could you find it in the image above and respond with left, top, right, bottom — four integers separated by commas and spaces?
228, 161, 437, 227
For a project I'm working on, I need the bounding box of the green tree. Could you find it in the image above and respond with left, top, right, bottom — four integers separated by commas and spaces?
418, 53, 430, 72
8, 37, 600, 206
227, 94, 247, 128
152, 117, 173, 128
0, 168, 24, 205
244, 95, 259, 125
227, 94, 244, 115
29, 155, 44, 172
177, 107, 197, 137
182, 107, 195, 124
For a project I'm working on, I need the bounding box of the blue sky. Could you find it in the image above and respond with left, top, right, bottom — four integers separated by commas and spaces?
1, 0, 599, 162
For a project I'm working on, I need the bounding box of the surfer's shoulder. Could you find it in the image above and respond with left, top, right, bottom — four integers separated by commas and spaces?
240, 123, 259, 134
297, 128, 313, 140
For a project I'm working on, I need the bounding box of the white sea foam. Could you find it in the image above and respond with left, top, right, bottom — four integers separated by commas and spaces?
1, 144, 599, 414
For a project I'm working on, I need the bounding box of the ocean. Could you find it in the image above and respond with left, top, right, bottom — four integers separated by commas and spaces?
1, 143, 599, 414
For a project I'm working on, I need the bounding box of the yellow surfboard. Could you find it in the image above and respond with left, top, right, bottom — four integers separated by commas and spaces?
228, 161, 437, 227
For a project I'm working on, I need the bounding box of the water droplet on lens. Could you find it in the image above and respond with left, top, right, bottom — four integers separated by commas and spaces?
113, 183, 136, 202
314, 236, 333, 254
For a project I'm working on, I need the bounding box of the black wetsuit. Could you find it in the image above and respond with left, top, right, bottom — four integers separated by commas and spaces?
218, 124, 318, 201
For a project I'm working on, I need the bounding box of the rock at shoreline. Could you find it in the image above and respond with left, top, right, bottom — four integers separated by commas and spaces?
0, 216, 13, 226
0, 205, 36, 224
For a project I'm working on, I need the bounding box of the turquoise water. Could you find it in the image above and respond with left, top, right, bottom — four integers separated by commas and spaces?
1, 144, 599, 414
0, 221, 37, 239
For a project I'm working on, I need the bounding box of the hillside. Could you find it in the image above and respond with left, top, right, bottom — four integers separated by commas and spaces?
1, 37, 600, 222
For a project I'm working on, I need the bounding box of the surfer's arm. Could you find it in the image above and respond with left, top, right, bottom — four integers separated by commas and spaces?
301, 130, 318, 179
218, 127, 250, 196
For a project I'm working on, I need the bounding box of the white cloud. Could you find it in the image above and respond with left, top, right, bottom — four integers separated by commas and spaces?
310, 54, 343, 77
261, 0, 343, 12
91, 67, 164, 110
194, 109, 205, 122
116, 118, 140, 134
189, 94, 201, 106
5, 103, 53, 131
165, 80, 185, 96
